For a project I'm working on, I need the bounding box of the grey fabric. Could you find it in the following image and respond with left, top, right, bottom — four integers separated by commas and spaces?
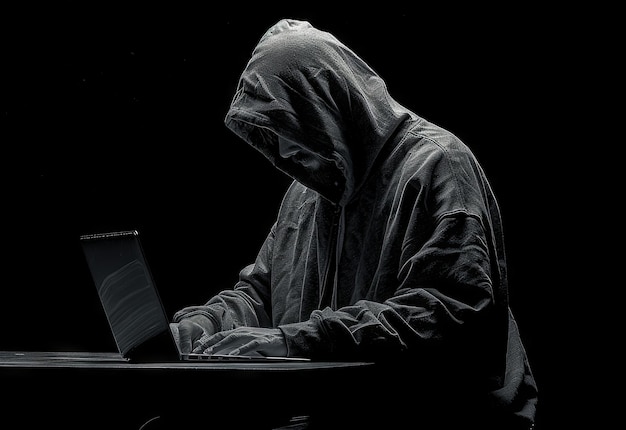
173, 19, 537, 425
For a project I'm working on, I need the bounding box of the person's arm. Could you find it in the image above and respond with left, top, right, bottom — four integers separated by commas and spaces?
279, 212, 501, 362
171, 224, 277, 350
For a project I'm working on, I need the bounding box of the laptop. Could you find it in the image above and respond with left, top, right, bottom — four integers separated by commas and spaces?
80, 229, 308, 363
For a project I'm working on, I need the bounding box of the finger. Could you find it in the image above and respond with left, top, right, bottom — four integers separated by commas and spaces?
192, 330, 231, 353
176, 323, 194, 354
232, 339, 266, 356
198, 330, 258, 355
228, 347, 265, 357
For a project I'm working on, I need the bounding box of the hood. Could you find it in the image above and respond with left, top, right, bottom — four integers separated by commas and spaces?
224, 18, 411, 205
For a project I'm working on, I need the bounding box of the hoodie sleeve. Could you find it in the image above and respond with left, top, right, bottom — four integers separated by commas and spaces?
279, 212, 501, 363
171, 225, 276, 331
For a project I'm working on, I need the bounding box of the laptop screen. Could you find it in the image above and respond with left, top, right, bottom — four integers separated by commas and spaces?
80, 230, 171, 359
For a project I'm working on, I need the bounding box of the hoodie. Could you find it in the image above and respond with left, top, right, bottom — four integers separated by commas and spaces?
173, 19, 538, 426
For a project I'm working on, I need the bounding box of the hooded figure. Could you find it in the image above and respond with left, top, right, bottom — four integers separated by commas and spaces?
173, 19, 538, 429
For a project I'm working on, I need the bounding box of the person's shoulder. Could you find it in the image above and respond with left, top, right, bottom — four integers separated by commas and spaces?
399, 120, 479, 178
407, 117, 467, 153
278, 180, 317, 209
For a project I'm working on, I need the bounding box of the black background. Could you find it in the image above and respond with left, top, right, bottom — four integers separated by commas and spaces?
1, 4, 594, 428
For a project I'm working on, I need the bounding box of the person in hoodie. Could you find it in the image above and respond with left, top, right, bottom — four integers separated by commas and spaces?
171, 18, 538, 429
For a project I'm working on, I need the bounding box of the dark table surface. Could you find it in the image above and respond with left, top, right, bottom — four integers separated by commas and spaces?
0, 349, 372, 370
1, 350, 376, 429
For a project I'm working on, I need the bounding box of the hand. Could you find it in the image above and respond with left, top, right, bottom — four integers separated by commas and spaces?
172, 315, 216, 354
193, 327, 288, 357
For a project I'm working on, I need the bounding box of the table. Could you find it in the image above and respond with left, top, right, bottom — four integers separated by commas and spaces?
1, 350, 374, 429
